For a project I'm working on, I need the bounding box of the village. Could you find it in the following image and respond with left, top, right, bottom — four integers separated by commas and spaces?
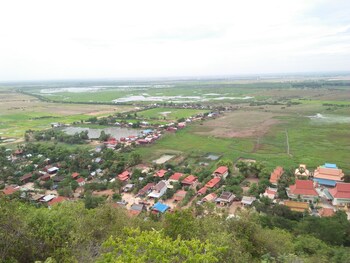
2, 128, 350, 220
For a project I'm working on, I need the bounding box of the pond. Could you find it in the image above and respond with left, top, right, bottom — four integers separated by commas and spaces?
63, 126, 141, 140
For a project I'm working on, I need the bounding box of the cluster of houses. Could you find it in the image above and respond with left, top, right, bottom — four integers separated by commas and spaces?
2, 144, 349, 219
112, 165, 258, 215
262, 163, 350, 216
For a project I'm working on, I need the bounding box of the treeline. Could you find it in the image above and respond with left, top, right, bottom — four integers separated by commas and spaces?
0, 198, 350, 263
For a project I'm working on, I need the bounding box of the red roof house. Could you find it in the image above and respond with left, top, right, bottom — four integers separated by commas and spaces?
329, 183, 350, 206
269, 166, 284, 185
118, 171, 130, 182
213, 166, 229, 179
197, 186, 207, 195
154, 169, 167, 178
205, 177, 221, 188
48, 196, 67, 207
137, 183, 155, 197
174, 190, 187, 202
2, 186, 20, 195
71, 172, 80, 179
168, 172, 183, 182
287, 180, 318, 202
319, 208, 335, 217
181, 175, 198, 187
76, 177, 86, 186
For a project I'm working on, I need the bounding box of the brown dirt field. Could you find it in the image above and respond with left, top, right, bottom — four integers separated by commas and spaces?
193, 110, 281, 138
0, 91, 133, 116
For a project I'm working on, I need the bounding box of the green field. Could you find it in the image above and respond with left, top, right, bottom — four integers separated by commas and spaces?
135, 99, 350, 172
2, 79, 350, 172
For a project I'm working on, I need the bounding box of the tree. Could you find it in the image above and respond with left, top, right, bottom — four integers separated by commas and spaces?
97, 228, 221, 263
128, 152, 142, 166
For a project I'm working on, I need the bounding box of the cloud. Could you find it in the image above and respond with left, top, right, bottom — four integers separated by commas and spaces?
0, 0, 349, 80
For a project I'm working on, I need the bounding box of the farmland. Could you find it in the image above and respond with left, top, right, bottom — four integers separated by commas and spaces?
1, 77, 350, 172
0, 90, 134, 139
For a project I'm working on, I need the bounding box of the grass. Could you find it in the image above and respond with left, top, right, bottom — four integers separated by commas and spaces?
135, 102, 350, 172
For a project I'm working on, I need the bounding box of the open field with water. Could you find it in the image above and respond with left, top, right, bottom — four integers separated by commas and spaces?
1, 78, 350, 172
0, 90, 134, 138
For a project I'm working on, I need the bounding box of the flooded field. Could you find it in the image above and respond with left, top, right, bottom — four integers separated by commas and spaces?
63, 126, 141, 139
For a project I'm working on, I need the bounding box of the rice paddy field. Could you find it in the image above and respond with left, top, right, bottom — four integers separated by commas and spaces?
1, 77, 350, 172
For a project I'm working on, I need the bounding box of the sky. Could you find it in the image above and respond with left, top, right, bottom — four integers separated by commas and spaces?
0, 0, 349, 81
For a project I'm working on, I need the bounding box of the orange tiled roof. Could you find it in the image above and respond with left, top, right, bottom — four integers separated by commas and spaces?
181, 175, 198, 185
214, 166, 228, 175
48, 196, 67, 206
169, 172, 183, 181
319, 208, 335, 217
269, 166, 284, 184
155, 169, 167, 178
314, 167, 344, 181
289, 180, 318, 196
329, 183, 350, 199
205, 177, 221, 188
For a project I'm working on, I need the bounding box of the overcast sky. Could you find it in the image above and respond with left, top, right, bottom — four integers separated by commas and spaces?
0, 0, 349, 81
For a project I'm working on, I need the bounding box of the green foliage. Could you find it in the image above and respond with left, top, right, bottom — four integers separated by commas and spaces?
97, 228, 221, 263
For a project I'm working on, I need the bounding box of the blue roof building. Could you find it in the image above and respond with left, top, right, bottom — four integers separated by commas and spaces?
323, 163, 337, 169
152, 202, 170, 213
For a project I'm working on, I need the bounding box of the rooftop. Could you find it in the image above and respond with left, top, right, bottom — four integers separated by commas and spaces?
205, 177, 221, 188
182, 175, 198, 185
329, 183, 350, 199
289, 180, 318, 196
214, 166, 228, 175
152, 202, 169, 213
169, 172, 183, 181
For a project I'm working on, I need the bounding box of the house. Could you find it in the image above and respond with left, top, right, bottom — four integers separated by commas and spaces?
137, 183, 155, 197
76, 177, 86, 187
20, 173, 33, 184
154, 169, 167, 178
284, 200, 309, 213
202, 192, 217, 203
318, 207, 335, 217
286, 180, 318, 202
241, 196, 257, 206
47, 167, 59, 174
40, 174, 51, 181
328, 183, 350, 206
269, 166, 284, 186
2, 185, 20, 196
261, 187, 277, 200
213, 166, 229, 179
148, 181, 167, 199
181, 175, 198, 188
41, 194, 56, 203
174, 190, 187, 202
205, 177, 221, 188
123, 184, 134, 192
48, 196, 67, 207
118, 171, 130, 182
129, 203, 147, 216
313, 163, 344, 186
152, 202, 170, 214
294, 164, 310, 178
71, 172, 80, 179
168, 172, 183, 182
197, 186, 207, 195
216, 191, 235, 206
